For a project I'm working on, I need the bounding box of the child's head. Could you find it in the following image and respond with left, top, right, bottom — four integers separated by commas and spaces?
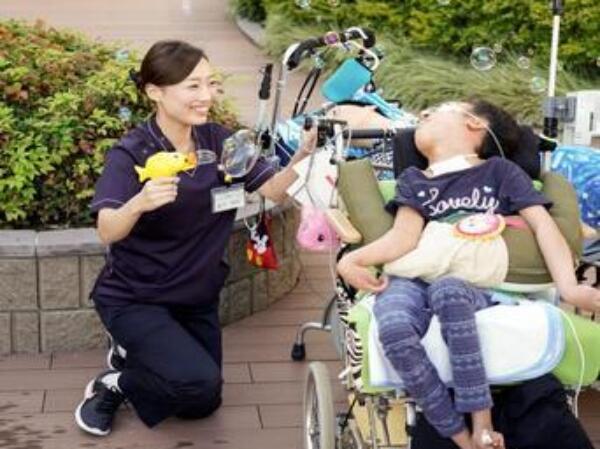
469, 99, 521, 158
415, 99, 520, 160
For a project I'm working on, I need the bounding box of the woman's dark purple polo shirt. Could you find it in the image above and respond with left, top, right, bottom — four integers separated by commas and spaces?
90, 117, 275, 306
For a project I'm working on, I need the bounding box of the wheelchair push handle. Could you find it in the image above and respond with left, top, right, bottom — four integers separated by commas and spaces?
258, 64, 273, 101
285, 27, 375, 71
342, 128, 398, 140
303, 116, 349, 148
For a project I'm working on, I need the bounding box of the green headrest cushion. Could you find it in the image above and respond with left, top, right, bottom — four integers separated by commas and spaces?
337, 160, 583, 284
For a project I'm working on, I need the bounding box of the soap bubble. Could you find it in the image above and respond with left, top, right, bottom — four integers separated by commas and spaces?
470, 47, 497, 71
527, 47, 535, 56
327, 0, 340, 7
221, 129, 260, 178
596, 57, 600, 67
118, 106, 132, 122
374, 45, 385, 58
438, 0, 450, 5
313, 55, 325, 69
295, 0, 310, 9
493, 43, 503, 53
114, 48, 129, 62
530, 77, 546, 94
517, 56, 531, 69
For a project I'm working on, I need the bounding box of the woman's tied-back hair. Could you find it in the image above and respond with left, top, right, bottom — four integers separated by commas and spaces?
130, 40, 207, 91
469, 98, 521, 159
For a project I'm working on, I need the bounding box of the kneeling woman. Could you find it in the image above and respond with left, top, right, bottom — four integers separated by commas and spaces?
75, 40, 316, 436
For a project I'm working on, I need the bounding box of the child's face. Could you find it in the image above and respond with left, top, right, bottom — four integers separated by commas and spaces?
415, 101, 482, 155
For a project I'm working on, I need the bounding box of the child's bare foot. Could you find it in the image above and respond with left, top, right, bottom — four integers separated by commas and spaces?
472, 428, 504, 449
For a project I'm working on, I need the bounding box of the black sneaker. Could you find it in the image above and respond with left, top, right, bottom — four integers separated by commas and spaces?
74, 370, 125, 436
106, 333, 126, 371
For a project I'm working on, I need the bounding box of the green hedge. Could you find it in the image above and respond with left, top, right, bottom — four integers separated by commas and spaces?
233, 0, 267, 23
260, 0, 600, 76
0, 20, 240, 229
262, 12, 593, 126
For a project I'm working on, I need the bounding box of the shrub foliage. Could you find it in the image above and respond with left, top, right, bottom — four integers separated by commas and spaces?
0, 20, 240, 229
233, 0, 267, 23
255, 0, 599, 75
262, 12, 593, 126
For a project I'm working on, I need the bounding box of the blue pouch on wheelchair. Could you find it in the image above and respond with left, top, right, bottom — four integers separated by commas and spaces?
551, 145, 600, 227
321, 58, 372, 103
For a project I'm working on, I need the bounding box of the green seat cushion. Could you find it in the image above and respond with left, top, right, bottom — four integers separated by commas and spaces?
347, 298, 393, 394
337, 161, 583, 284
553, 311, 600, 386
378, 179, 396, 203
350, 300, 600, 390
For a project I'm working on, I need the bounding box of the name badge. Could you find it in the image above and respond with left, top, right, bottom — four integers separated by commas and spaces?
211, 184, 246, 213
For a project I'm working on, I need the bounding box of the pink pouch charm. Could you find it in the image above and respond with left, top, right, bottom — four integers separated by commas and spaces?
296, 204, 340, 252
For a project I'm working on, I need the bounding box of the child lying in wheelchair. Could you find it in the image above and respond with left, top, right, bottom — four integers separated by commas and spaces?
336, 99, 600, 449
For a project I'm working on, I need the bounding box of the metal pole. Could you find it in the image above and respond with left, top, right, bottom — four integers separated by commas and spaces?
541, 0, 564, 171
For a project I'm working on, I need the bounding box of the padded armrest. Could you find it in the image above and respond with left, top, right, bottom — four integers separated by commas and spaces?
504, 172, 583, 284
337, 159, 393, 245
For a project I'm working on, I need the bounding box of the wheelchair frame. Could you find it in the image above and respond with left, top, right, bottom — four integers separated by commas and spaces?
264, 26, 598, 449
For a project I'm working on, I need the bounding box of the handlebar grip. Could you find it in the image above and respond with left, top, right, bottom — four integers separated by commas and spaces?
286, 28, 376, 71
341, 28, 376, 48
342, 128, 397, 139
258, 64, 273, 100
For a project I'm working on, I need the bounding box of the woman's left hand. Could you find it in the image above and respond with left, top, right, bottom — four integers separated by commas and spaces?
295, 126, 318, 160
256, 126, 318, 203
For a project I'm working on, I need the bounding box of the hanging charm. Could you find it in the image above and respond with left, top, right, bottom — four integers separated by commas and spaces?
245, 212, 279, 270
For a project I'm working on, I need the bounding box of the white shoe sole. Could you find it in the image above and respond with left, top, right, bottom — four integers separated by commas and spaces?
74, 379, 110, 437
106, 346, 116, 371
106, 334, 126, 370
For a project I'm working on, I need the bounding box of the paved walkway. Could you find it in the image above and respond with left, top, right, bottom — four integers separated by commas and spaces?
0, 253, 344, 449
0, 0, 317, 126
0, 252, 598, 448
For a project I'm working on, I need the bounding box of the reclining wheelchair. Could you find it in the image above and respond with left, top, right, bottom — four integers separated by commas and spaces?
251, 24, 599, 449
294, 126, 600, 449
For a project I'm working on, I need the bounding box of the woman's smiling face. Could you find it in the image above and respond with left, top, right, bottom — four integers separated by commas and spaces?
150, 58, 221, 126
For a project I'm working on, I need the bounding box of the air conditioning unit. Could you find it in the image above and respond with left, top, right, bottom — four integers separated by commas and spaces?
562, 90, 600, 148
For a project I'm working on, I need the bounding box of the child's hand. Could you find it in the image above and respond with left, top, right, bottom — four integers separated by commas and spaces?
337, 256, 389, 293
561, 284, 600, 312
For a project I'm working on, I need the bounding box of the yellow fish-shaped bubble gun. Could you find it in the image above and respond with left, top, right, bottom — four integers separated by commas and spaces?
134, 151, 197, 182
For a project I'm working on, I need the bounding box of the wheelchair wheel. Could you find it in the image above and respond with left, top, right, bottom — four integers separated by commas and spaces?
336, 413, 362, 449
304, 362, 335, 449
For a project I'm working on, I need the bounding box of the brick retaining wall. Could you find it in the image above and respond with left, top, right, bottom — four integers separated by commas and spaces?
0, 207, 301, 353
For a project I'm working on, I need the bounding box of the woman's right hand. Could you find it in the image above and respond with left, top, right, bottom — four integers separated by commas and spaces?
337, 255, 389, 293
133, 177, 180, 213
